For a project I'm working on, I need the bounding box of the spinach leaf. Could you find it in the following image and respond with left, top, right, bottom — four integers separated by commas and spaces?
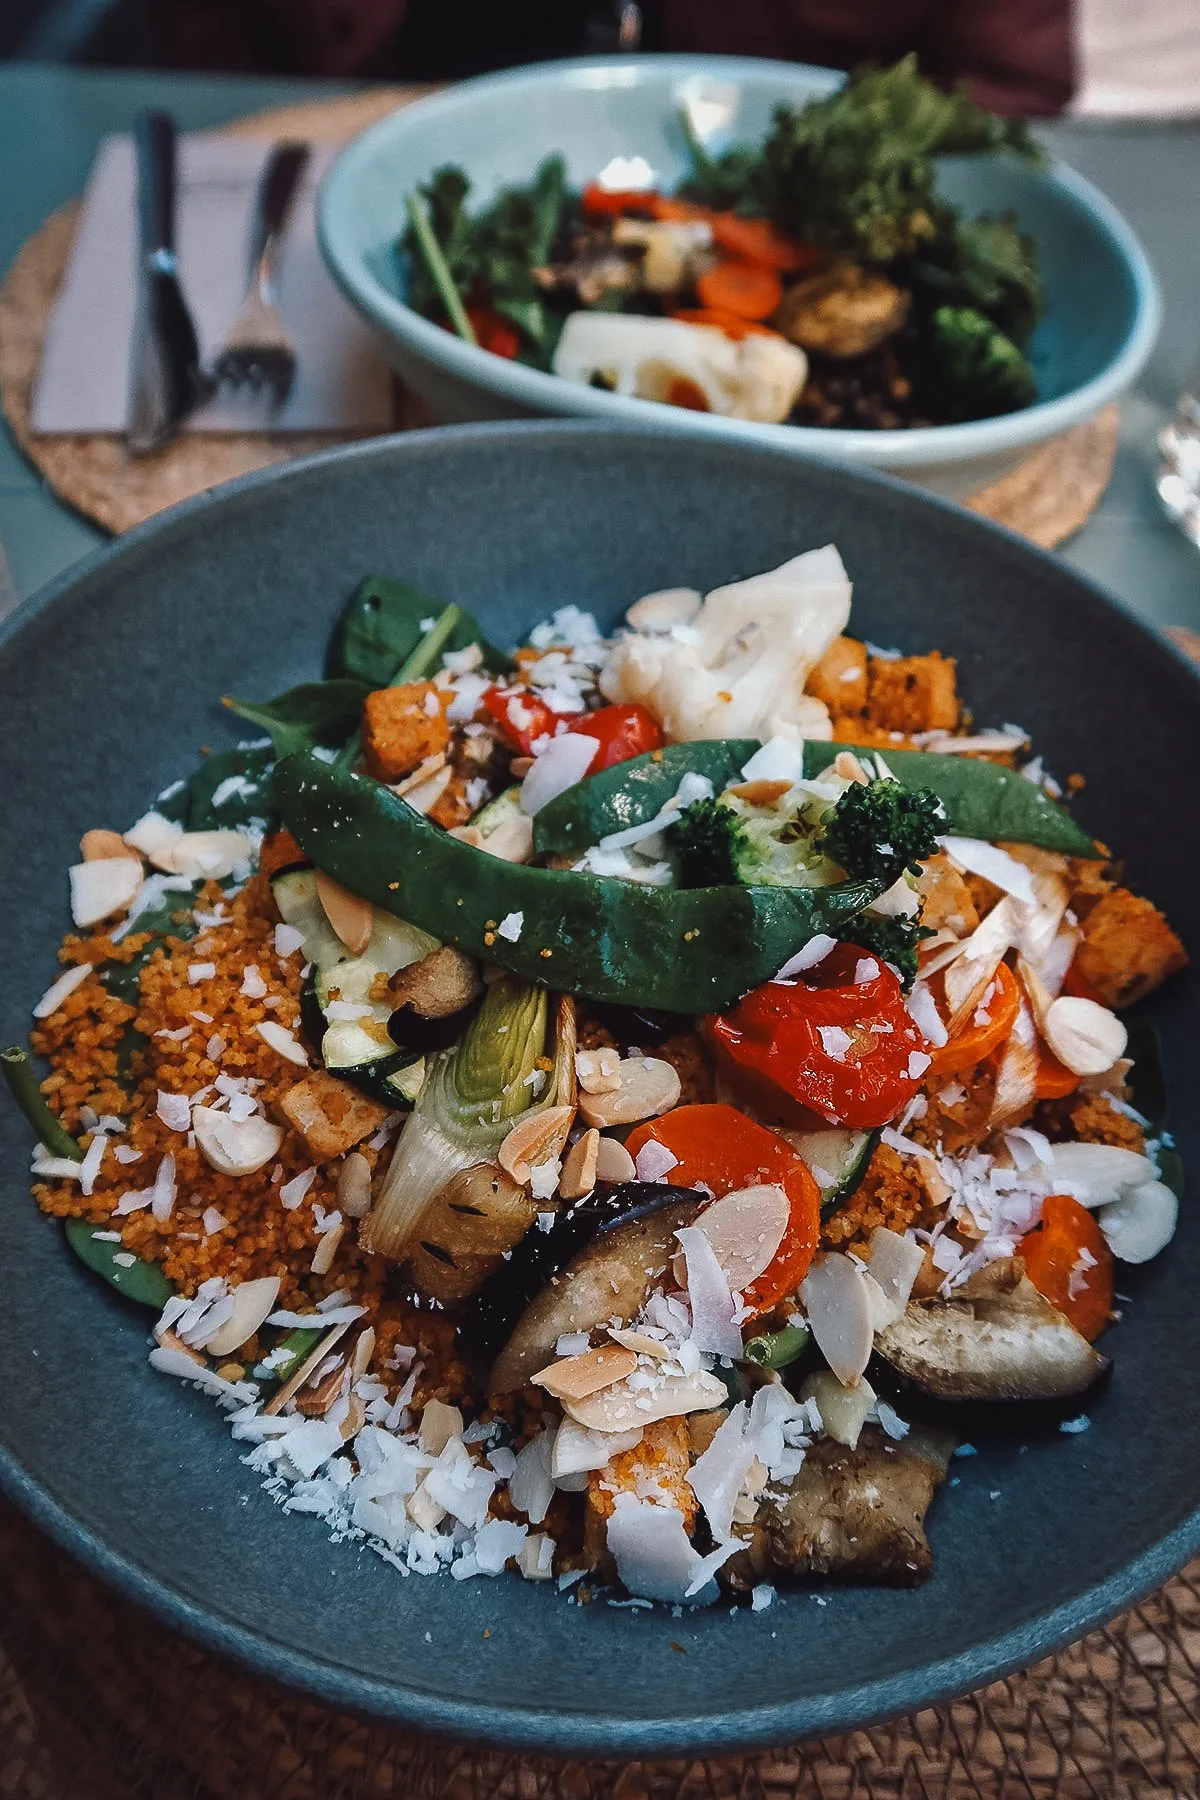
185, 743, 276, 831
223, 679, 371, 759
329, 574, 511, 685
103, 889, 199, 1006
65, 1219, 172, 1309
1125, 1023, 1185, 1199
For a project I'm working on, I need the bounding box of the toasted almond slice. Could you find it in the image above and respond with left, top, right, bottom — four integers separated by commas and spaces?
532, 1344, 637, 1401
498, 1104, 576, 1185
193, 1106, 284, 1177
295, 1360, 348, 1417
727, 778, 793, 805
149, 830, 252, 881
578, 1057, 681, 1129
562, 1368, 727, 1432
1043, 995, 1127, 1078
339, 1392, 367, 1441
833, 751, 870, 785
311, 1215, 346, 1276
69, 857, 143, 928
407, 1479, 446, 1530
694, 1183, 790, 1291
81, 828, 136, 862
315, 871, 373, 956
418, 1397, 464, 1455
337, 1151, 373, 1219
575, 1047, 622, 1095
594, 1137, 637, 1184
560, 1128, 601, 1200
351, 1326, 376, 1380
153, 1325, 205, 1364
800, 1253, 874, 1387
203, 1275, 282, 1357
396, 751, 448, 796
800, 1368, 877, 1449
400, 762, 454, 816
509, 756, 535, 779
263, 1319, 351, 1416
607, 1326, 671, 1361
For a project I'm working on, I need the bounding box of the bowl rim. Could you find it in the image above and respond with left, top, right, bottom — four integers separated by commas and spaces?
2, 419, 1200, 1757
317, 53, 1162, 470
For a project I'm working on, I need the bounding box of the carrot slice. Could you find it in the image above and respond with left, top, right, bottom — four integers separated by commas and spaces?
696, 258, 784, 322
669, 307, 780, 341
648, 194, 713, 224
1034, 1045, 1081, 1100
1020, 1193, 1114, 1341
260, 829, 309, 882
926, 962, 1021, 1080
710, 212, 821, 273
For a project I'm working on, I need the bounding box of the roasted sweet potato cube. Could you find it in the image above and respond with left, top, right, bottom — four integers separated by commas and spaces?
1074, 887, 1188, 1009
583, 1416, 696, 1572
808, 635, 868, 715
866, 651, 959, 734
279, 1070, 390, 1161
361, 681, 449, 783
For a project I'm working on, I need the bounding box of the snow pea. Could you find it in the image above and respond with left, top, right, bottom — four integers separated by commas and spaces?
532, 738, 1099, 859
274, 753, 882, 1014
65, 1220, 172, 1309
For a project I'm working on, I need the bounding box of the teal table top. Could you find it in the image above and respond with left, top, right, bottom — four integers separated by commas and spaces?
0, 63, 1197, 622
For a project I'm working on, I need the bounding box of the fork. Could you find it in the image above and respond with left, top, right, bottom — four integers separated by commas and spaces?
210, 141, 311, 408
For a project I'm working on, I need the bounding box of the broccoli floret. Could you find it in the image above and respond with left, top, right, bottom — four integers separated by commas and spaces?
820, 777, 944, 886
675, 798, 749, 887
913, 207, 1043, 349
918, 305, 1037, 423
834, 914, 934, 990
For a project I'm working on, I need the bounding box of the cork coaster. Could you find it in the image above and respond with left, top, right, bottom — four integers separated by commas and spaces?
0, 84, 1118, 542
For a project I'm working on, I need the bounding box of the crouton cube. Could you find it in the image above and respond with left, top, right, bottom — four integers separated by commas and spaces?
1073, 887, 1188, 1009
808, 635, 868, 714
866, 651, 960, 734
278, 1070, 391, 1161
362, 681, 449, 783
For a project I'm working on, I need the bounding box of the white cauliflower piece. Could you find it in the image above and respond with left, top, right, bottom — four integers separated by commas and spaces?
599, 546, 851, 742
552, 313, 808, 425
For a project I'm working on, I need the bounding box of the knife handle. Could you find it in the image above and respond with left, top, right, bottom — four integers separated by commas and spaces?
134, 109, 178, 267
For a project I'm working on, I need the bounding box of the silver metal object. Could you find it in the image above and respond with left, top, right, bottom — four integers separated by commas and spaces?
1157, 363, 1200, 547
209, 141, 310, 409
126, 110, 207, 457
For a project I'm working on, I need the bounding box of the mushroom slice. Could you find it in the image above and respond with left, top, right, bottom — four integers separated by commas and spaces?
773, 264, 910, 359
204, 1276, 282, 1357
193, 1105, 284, 1177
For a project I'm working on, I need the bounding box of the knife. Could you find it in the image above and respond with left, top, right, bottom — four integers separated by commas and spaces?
126, 110, 207, 456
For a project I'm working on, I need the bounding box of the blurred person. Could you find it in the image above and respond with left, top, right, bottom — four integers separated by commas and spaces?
152, 0, 1076, 114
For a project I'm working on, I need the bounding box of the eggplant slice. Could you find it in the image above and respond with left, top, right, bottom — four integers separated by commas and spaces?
727, 1425, 955, 1588
870, 1258, 1109, 1426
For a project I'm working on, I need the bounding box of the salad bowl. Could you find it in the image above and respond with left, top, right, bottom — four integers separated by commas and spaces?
0, 423, 1196, 1756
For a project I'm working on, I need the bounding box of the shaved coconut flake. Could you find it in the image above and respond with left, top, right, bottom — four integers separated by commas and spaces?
465, 1518, 528, 1577
675, 1224, 743, 1359
519, 734, 600, 815
635, 1139, 679, 1183
150, 1153, 177, 1222
77, 1130, 107, 1196
124, 810, 182, 856
818, 1024, 852, 1061
687, 1401, 756, 1543
256, 1021, 309, 1066
241, 965, 267, 998
906, 980, 947, 1047
69, 857, 142, 928
800, 1254, 874, 1385
201, 1207, 227, 1236
148, 1346, 257, 1406
274, 923, 305, 957
150, 830, 252, 880
32, 962, 92, 1018
279, 1167, 318, 1210
739, 736, 805, 785
694, 1184, 789, 1290
278, 1418, 344, 1480
551, 1417, 643, 1480
865, 877, 920, 920
509, 1434, 554, 1519
606, 1497, 724, 1606
774, 935, 837, 982
801, 1369, 876, 1448
156, 1091, 192, 1132
1099, 1180, 1178, 1263
751, 1583, 775, 1611
939, 837, 1036, 903
188, 962, 216, 985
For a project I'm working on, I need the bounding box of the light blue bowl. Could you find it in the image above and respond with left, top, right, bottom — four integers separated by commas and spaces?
319, 56, 1161, 500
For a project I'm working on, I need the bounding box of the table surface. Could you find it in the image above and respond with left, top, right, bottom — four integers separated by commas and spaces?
0, 62, 1198, 622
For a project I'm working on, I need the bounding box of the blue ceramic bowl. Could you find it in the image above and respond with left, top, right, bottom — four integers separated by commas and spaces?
0, 424, 1197, 1757
318, 56, 1161, 500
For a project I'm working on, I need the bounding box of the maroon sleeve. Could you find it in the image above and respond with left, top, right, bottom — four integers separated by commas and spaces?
659, 0, 1076, 116
152, 0, 411, 76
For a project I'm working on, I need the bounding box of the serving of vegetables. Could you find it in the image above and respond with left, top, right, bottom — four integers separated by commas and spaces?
11, 543, 1188, 1608
401, 58, 1045, 431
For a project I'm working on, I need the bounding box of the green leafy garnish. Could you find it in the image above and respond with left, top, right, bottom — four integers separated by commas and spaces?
185, 743, 276, 832
65, 1220, 172, 1309
329, 574, 511, 687
222, 679, 371, 759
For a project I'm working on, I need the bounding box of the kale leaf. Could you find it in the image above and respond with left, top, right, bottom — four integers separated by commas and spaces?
915, 305, 1037, 422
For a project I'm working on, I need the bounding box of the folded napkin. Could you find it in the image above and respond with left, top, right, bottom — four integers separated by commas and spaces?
32, 133, 393, 436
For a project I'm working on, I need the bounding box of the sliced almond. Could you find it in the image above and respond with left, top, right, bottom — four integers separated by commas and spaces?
193, 1106, 284, 1177
532, 1344, 637, 1401
450, 814, 536, 864
339, 1392, 366, 1441
401, 763, 454, 817
865, 1227, 926, 1325
560, 1128, 600, 1200
833, 751, 870, 785
1043, 995, 1127, 1078
315, 870, 373, 956
607, 1326, 670, 1360
351, 1325, 376, 1380
801, 1368, 877, 1448
562, 1368, 727, 1432
263, 1319, 351, 1416
578, 1057, 681, 1129
418, 1397, 464, 1455
396, 751, 447, 795
800, 1253, 874, 1387
727, 778, 793, 806
149, 830, 252, 881
594, 1137, 637, 1184
498, 1104, 576, 1185
575, 1047, 621, 1095
337, 1151, 373, 1219
69, 857, 143, 928
311, 1215, 346, 1276
694, 1183, 790, 1291
509, 756, 535, 779
81, 828, 136, 862
203, 1275, 282, 1358
687, 1409, 728, 1457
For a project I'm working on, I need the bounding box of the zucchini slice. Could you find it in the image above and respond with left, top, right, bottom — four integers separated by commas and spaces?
786, 1126, 878, 1214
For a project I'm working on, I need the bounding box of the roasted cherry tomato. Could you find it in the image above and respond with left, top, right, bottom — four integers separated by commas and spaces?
566, 703, 664, 773
624, 1103, 821, 1312
1020, 1192, 1113, 1341
465, 307, 521, 359
704, 943, 930, 1130
481, 685, 568, 755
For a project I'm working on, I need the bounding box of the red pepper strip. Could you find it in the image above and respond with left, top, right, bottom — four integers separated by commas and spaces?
465, 307, 521, 359
481, 685, 569, 756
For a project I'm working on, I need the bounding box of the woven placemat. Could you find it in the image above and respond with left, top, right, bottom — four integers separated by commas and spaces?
0, 87, 1117, 543
2, 1493, 1198, 1800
